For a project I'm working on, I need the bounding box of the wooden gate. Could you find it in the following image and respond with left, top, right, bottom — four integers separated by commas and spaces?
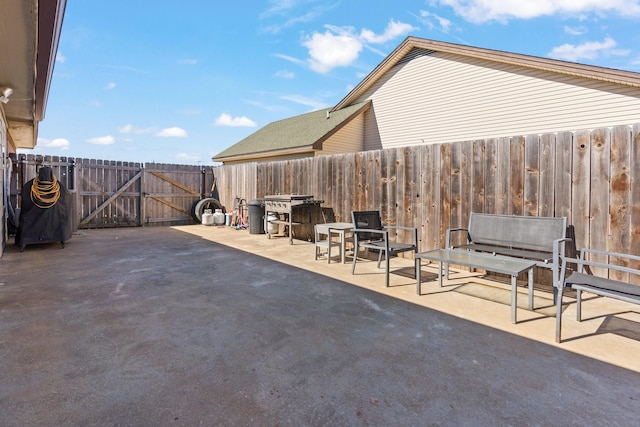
8, 154, 216, 229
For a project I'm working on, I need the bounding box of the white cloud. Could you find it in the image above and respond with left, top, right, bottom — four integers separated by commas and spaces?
435, 0, 640, 23
118, 124, 155, 134
106, 82, 116, 90
37, 137, 70, 150
56, 52, 66, 63
273, 53, 307, 66
360, 19, 417, 43
420, 10, 453, 33
301, 19, 416, 73
548, 36, 629, 61
178, 58, 199, 65
564, 25, 587, 35
275, 70, 295, 78
214, 113, 257, 127
279, 94, 328, 110
156, 127, 188, 137
303, 30, 363, 73
87, 135, 115, 145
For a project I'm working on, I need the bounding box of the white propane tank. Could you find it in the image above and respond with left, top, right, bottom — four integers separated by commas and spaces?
202, 209, 214, 226
213, 209, 225, 225
267, 214, 279, 234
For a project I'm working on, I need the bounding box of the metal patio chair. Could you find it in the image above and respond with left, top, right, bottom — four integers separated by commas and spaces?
314, 224, 341, 263
351, 211, 418, 287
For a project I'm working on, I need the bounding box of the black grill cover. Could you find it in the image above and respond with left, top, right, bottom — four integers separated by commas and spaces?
16, 167, 73, 249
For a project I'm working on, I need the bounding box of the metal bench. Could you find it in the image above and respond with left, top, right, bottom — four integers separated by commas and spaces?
555, 248, 640, 343
445, 213, 569, 299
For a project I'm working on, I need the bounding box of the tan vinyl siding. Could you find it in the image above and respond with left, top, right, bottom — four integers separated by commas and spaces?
356, 50, 640, 148
319, 113, 365, 155
363, 105, 383, 151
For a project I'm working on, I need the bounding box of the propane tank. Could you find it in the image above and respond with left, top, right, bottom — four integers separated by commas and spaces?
213, 209, 225, 225
202, 209, 214, 225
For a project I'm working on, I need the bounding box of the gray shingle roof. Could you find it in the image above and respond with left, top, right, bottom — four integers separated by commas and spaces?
213, 101, 370, 160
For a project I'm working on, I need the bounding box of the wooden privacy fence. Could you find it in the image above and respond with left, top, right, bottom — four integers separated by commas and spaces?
8, 154, 216, 229
7, 123, 640, 281
213, 124, 640, 281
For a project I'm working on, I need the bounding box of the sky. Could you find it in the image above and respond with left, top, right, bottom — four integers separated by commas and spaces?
22, 0, 640, 165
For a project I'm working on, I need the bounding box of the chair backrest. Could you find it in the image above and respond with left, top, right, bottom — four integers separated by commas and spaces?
468, 213, 567, 252
351, 211, 383, 242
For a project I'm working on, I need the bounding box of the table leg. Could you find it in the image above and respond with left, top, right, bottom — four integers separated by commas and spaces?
415, 258, 421, 295
340, 230, 346, 264
511, 274, 517, 324
438, 261, 443, 287
527, 268, 534, 310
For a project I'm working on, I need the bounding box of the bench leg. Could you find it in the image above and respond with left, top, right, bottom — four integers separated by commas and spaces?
555, 285, 565, 343
576, 289, 582, 322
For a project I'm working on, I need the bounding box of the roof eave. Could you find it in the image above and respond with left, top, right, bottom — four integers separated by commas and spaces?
213, 145, 317, 163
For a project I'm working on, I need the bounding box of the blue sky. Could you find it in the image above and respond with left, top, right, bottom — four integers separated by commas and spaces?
24, 0, 640, 165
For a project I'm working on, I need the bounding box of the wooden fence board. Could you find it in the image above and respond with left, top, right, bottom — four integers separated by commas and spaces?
554, 132, 573, 223
460, 141, 473, 228
539, 133, 555, 217
510, 136, 525, 215
496, 137, 510, 215
449, 142, 462, 231
484, 138, 497, 214
631, 124, 640, 284
472, 140, 485, 214
589, 128, 610, 277
439, 143, 451, 246
524, 134, 540, 217
609, 125, 631, 281
572, 130, 591, 251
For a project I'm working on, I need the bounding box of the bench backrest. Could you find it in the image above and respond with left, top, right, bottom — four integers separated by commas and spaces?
468, 213, 566, 252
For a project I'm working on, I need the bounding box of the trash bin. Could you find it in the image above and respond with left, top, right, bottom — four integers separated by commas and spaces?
247, 199, 265, 234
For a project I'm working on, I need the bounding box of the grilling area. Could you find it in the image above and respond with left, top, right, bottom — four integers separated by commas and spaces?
263, 194, 324, 244
1, 225, 638, 425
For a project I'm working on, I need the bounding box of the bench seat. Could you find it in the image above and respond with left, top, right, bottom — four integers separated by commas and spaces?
566, 272, 640, 302
455, 244, 553, 263
556, 248, 640, 343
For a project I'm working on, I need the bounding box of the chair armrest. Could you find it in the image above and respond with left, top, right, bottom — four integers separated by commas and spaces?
353, 228, 386, 235
384, 226, 419, 249
579, 247, 640, 263
559, 251, 640, 288
553, 237, 572, 288
445, 227, 469, 248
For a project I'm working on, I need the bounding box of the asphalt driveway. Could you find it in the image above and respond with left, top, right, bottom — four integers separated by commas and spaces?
0, 227, 638, 426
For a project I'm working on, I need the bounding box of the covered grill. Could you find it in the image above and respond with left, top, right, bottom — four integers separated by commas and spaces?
263, 195, 323, 244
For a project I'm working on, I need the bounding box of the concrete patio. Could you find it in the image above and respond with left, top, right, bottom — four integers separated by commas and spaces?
0, 225, 639, 426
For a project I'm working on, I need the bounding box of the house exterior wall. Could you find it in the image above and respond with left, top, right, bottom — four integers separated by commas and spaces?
318, 113, 365, 155
355, 48, 640, 149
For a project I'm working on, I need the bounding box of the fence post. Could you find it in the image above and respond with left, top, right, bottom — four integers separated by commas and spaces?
140, 165, 146, 226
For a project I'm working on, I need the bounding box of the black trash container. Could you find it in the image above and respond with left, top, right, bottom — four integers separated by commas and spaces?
247, 199, 265, 234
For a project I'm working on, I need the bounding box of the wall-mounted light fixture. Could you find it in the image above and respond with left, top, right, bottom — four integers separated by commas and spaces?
0, 86, 14, 104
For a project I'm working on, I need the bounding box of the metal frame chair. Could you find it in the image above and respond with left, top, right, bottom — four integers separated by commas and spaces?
314, 224, 341, 263
351, 211, 418, 287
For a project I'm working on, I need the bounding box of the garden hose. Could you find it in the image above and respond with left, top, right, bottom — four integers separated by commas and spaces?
30, 175, 61, 208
